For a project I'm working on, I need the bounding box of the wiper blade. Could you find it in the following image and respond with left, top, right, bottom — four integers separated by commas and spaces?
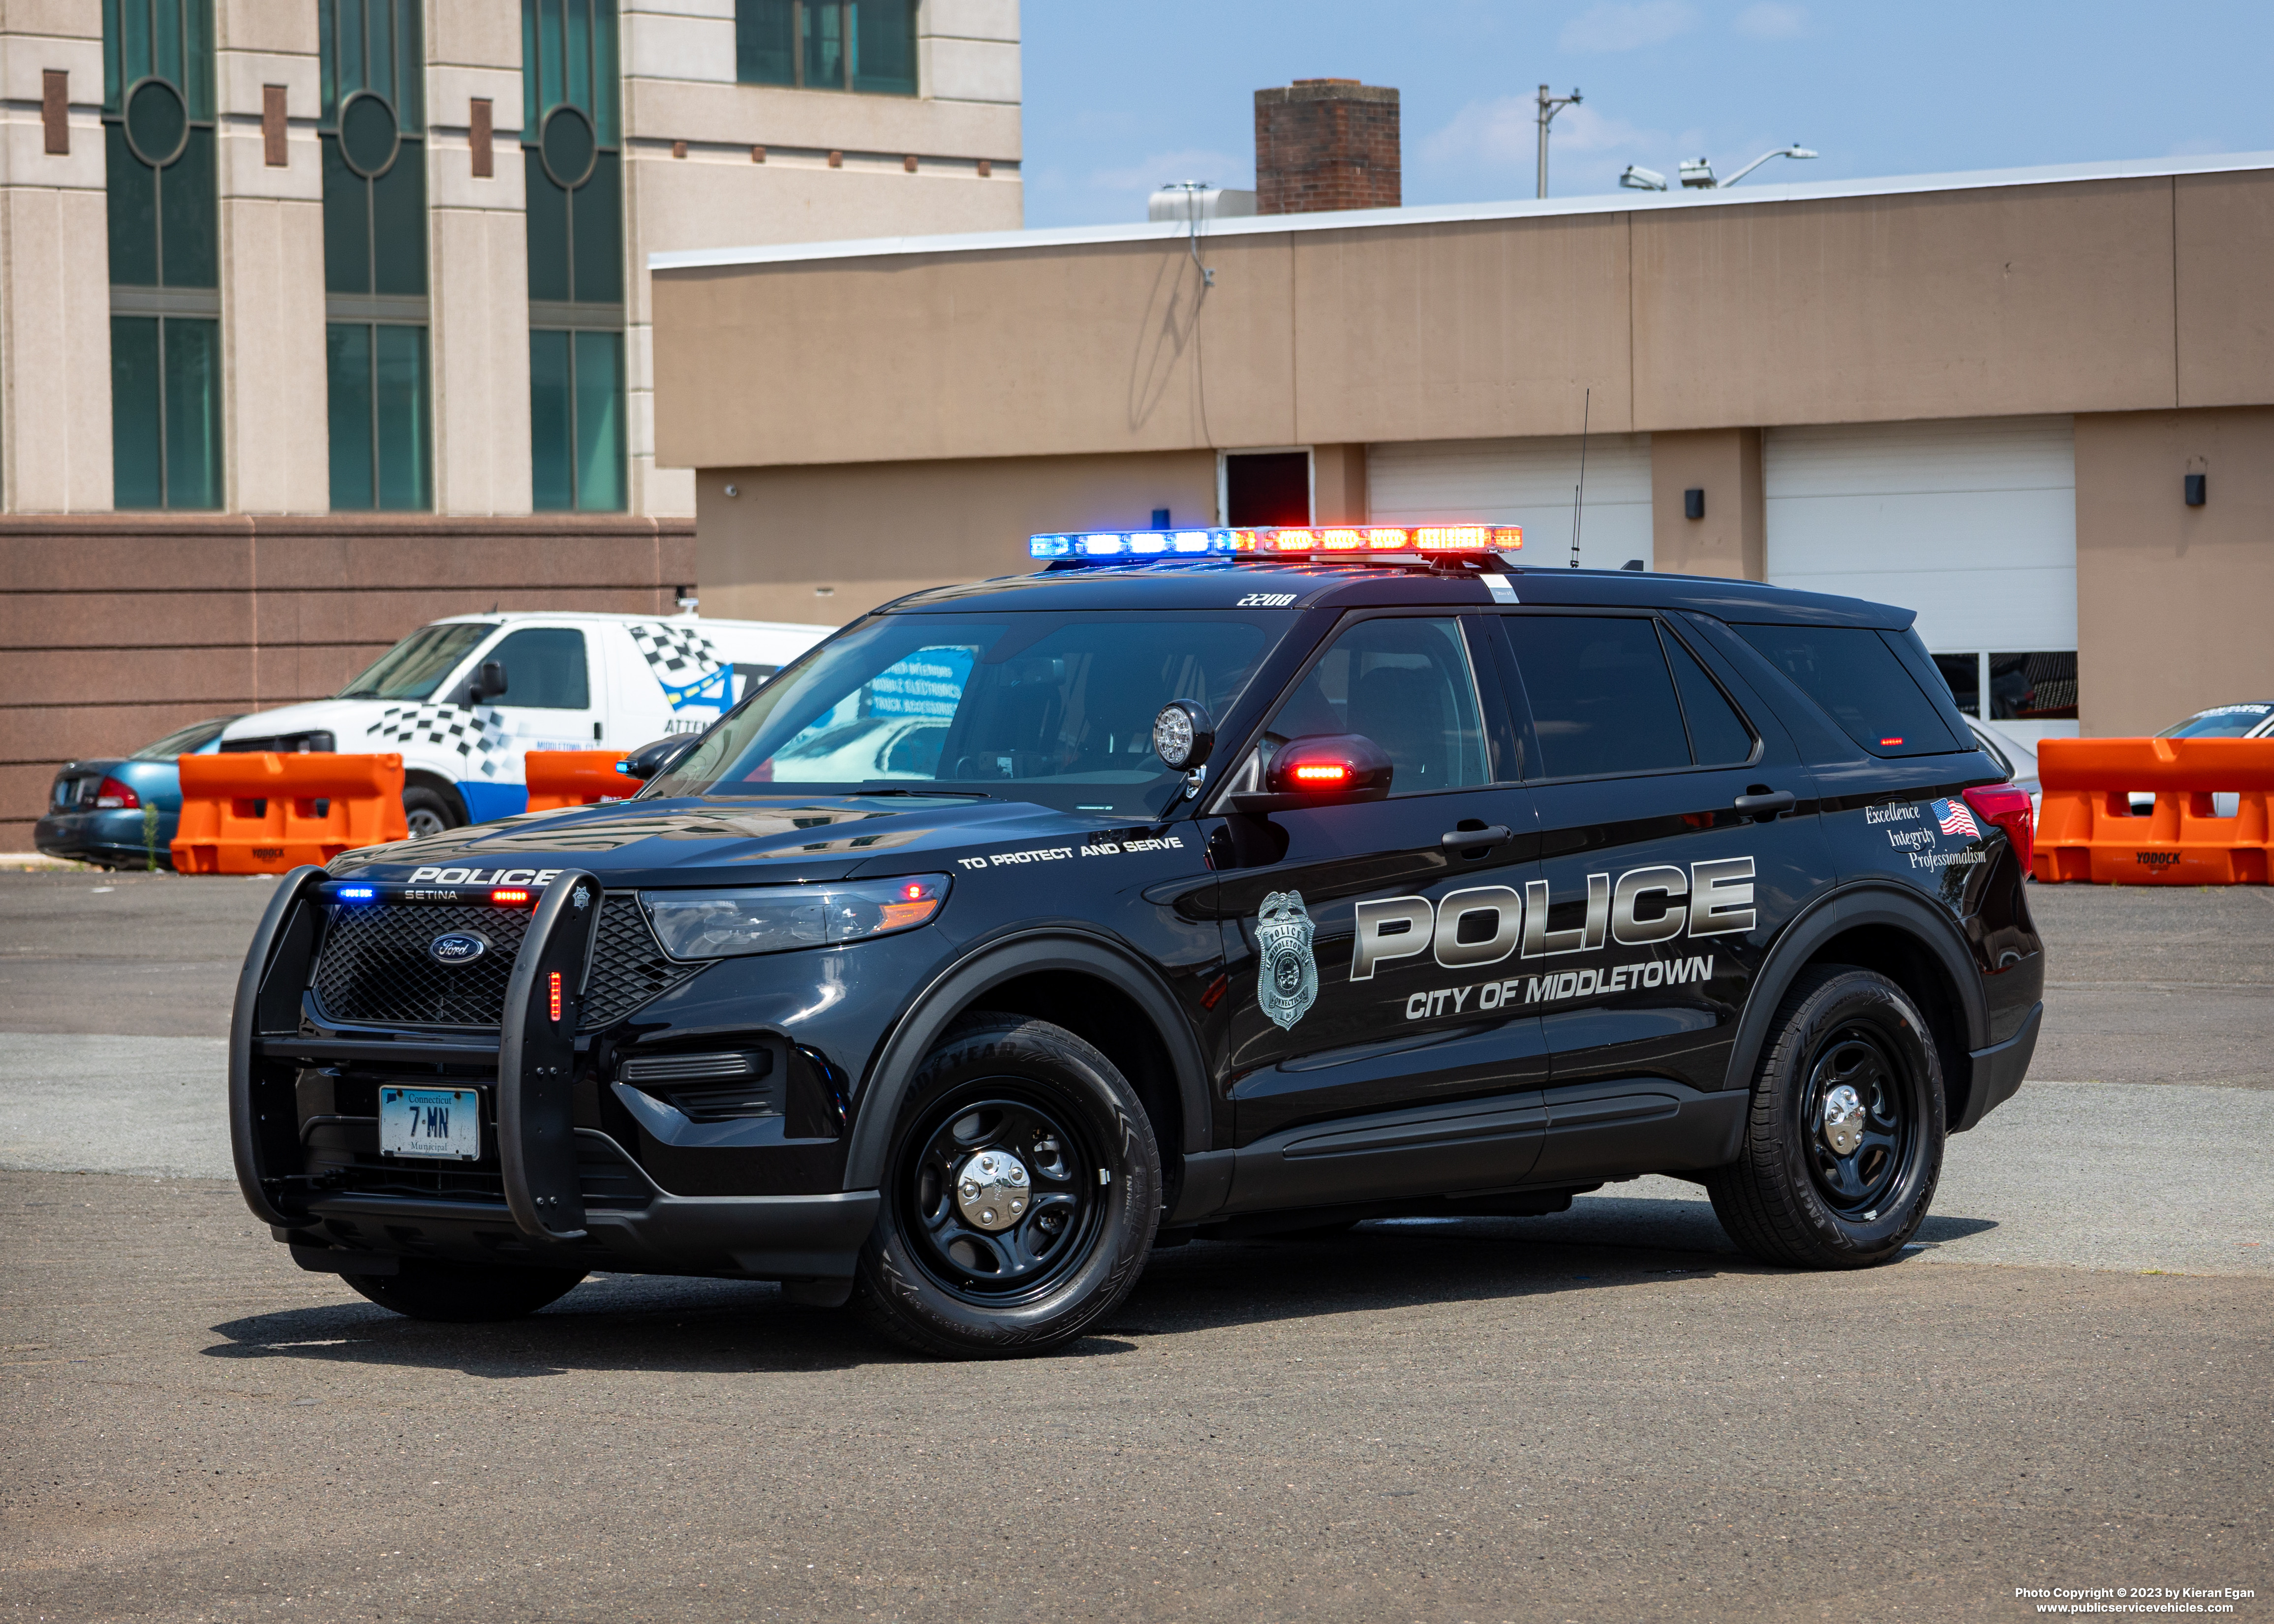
848, 787, 990, 798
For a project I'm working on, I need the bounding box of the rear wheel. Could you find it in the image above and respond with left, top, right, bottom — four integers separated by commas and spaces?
852, 1013, 1160, 1358
402, 785, 462, 839
1706, 965, 1945, 1269
344, 1258, 586, 1322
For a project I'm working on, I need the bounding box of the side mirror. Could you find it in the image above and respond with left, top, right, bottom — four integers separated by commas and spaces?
1152, 700, 1215, 771
1229, 734, 1394, 814
472, 660, 508, 702
616, 733, 703, 782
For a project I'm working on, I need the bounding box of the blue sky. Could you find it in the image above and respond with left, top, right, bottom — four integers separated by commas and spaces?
1021, 1, 2274, 228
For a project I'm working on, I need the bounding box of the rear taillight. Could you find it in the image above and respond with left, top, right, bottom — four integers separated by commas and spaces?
1963, 783, 2034, 875
94, 776, 141, 811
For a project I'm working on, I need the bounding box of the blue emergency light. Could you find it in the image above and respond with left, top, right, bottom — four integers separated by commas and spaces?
1029, 525, 1522, 560
337, 886, 377, 900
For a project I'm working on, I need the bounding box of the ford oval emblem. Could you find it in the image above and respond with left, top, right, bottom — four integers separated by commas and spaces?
428, 930, 491, 967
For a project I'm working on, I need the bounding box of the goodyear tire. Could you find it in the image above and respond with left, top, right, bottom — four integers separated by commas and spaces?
852, 1013, 1160, 1358
1706, 965, 1945, 1269
345, 1258, 587, 1322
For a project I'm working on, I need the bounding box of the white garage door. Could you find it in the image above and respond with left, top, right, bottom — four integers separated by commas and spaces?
1763, 417, 2076, 655
1368, 434, 1653, 572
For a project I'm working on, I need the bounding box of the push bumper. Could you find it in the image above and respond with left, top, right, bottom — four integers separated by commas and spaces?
1956, 999, 2041, 1132
231, 866, 878, 1281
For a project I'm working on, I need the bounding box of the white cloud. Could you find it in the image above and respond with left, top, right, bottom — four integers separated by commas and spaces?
1088, 148, 1249, 195
1559, 0, 1699, 53
1733, 2, 1809, 39
1422, 97, 1661, 170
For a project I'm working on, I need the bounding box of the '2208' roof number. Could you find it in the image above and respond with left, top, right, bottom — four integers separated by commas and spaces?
1238, 593, 1298, 607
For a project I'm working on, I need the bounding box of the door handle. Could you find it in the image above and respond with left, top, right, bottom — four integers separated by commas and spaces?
1732, 790, 1796, 818
1440, 824, 1513, 851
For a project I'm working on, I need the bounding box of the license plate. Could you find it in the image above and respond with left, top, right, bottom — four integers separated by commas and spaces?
379, 1087, 482, 1161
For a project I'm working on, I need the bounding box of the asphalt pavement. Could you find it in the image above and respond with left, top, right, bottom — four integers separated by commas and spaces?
1, 872, 2269, 1621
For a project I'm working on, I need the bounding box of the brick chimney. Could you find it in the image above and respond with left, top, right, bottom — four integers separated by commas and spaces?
1254, 78, 1400, 214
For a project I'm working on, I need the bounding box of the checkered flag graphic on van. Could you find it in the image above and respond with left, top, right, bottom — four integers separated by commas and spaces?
628, 623, 723, 683
628, 622, 731, 712
366, 704, 514, 778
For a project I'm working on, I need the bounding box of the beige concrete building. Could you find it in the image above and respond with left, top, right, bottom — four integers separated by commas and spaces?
0, 0, 1020, 845
652, 151, 2274, 741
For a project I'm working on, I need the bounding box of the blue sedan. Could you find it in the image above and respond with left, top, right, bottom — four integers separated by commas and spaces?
34, 716, 243, 870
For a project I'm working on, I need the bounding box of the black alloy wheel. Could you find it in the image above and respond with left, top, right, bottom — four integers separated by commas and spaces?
853, 1014, 1160, 1358
902, 1093, 1105, 1301
1800, 1023, 1916, 1218
1706, 965, 1945, 1269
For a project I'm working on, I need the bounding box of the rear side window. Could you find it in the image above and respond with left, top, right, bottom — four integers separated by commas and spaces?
486, 628, 590, 709
1735, 624, 1961, 757
1504, 616, 1691, 778
1663, 631, 1756, 766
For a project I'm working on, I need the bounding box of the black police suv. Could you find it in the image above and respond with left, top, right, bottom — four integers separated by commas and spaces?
228, 531, 2042, 1357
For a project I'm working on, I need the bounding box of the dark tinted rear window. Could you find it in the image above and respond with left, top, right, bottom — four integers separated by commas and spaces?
1505, 616, 1691, 778
1735, 624, 1962, 758
1663, 630, 1756, 766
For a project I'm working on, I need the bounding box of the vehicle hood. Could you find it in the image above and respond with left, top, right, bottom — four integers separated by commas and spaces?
221, 698, 395, 739
329, 795, 1189, 889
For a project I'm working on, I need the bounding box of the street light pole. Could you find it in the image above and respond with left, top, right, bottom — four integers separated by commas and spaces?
1536, 84, 1582, 199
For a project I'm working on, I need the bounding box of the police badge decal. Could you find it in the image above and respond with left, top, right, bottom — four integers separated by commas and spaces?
1256, 890, 1319, 1030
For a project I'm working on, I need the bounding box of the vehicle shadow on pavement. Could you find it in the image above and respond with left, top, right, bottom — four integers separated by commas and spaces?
194, 1205, 2000, 1373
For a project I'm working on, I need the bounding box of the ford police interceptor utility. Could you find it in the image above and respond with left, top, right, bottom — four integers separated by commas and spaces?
214, 612, 830, 833
226, 525, 2041, 1357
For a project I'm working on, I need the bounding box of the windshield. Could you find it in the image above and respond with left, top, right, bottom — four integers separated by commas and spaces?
130, 716, 240, 759
646, 611, 1284, 817
337, 622, 497, 701
2159, 703, 2272, 739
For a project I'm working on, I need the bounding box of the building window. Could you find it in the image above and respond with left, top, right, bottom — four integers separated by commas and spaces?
320, 0, 430, 510
524, 0, 625, 511
104, 0, 220, 510
737, 0, 917, 95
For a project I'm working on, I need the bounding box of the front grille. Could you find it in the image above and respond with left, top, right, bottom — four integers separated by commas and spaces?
311, 894, 700, 1031
582, 895, 705, 1028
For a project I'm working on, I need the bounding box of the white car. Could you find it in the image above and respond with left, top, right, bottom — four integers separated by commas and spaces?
217, 612, 833, 833
2127, 702, 2272, 817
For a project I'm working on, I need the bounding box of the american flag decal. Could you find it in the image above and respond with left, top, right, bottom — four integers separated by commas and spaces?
1936, 799, 1980, 838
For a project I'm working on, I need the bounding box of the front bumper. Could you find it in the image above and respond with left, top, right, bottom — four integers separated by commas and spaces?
284, 1182, 879, 1280
231, 867, 877, 1281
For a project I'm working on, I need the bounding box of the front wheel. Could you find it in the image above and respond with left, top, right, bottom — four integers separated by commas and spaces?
402, 786, 463, 839
852, 1014, 1160, 1358
1706, 965, 1945, 1269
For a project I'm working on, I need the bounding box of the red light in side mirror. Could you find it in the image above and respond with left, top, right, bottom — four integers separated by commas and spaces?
1242, 735, 1396, 812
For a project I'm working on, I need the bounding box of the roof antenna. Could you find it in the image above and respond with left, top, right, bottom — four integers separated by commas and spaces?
1570, 387, 1591, 568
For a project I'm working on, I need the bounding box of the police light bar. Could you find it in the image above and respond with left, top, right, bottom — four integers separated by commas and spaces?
1029, 525, 1522, 560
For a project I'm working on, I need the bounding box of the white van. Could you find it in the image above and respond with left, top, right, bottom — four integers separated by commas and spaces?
216, 612, 833, 834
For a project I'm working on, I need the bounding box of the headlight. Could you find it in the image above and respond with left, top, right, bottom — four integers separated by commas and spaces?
643, 875, 950, 961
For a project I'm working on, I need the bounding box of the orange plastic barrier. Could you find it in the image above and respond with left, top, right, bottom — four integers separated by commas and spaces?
171, 753, 408, 874
523, 750, 634, 813
2033, 737, 2274, 885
